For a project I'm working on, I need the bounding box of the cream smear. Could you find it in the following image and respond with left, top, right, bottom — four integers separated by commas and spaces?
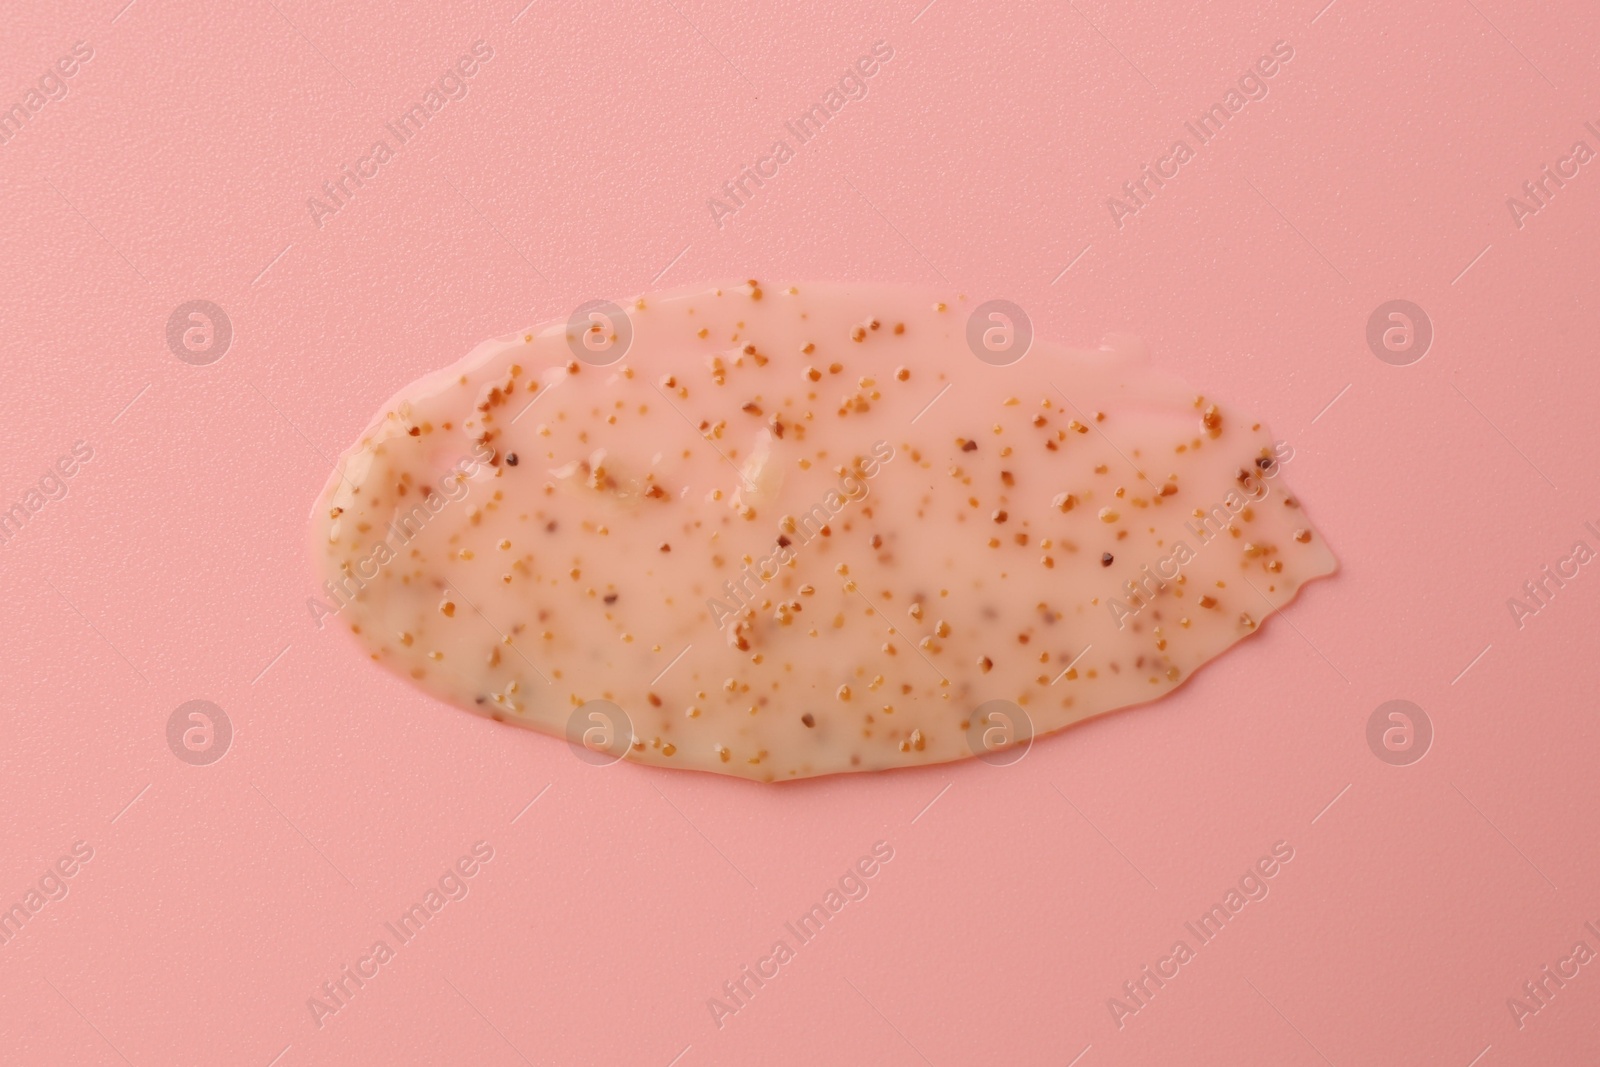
311, 281, 1336, 780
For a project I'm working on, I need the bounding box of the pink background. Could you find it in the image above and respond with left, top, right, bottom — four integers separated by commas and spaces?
3, 0, 1599, 1063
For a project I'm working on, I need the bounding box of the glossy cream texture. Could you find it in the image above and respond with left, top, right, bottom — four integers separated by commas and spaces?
312, 282, 1336, 780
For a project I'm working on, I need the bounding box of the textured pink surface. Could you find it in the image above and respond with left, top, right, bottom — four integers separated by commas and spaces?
2, 0, 1598, 1064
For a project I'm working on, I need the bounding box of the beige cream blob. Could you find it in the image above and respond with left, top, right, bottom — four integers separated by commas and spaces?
311, 281, 1336, 780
